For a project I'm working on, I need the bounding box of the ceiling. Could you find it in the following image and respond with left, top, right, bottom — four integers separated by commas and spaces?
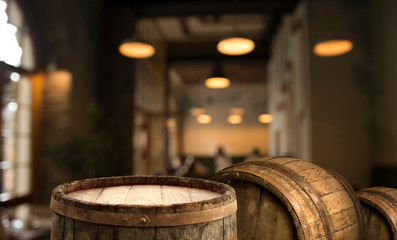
106, 0, 299, 85
171, 59, 268, 85
156, 14, 267, 42
155, 14, 270, 84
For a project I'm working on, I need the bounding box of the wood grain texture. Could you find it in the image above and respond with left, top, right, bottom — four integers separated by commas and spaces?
67, 185, 221, 205
50, 175, 237, 240
209, 156, 364, 240
357, 187, 397, 240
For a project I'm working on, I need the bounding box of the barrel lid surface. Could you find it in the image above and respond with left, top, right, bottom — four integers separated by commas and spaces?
67, 184, 221, 205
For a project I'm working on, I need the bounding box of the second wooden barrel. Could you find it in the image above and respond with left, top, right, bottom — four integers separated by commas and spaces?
209, 156, 364, 240
357, 187, 397, 240
50, 175, 237, 240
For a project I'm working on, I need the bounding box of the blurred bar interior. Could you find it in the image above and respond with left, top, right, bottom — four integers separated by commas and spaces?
0, 0, 396, 239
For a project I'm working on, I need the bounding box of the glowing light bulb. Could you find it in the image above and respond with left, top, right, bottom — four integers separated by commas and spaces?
258, 114, 273, 123
313, 39, 353, 57
217, 37, 255, 56
119, 40, 155, 59
197, 114, 212, 124
10, 72, 20, 82
204, 77, 230, 89
7, 101, 18, 111
228, 115, 242, 124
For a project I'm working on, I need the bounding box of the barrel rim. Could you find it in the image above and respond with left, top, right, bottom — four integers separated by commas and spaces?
52, 175, 236, 210
50, 175, 237, 227
357, 187, 397, 238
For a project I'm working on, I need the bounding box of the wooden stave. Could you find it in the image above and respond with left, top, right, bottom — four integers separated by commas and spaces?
51, 212, 237, 240
357, 187, 397, 239
209, 156, 365, 240
50, 175, 238, 240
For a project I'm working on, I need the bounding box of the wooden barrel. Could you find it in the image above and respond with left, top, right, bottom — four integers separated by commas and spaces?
209, 156, 364, 240
357, 187, 397, 240
50, 175, 237, 240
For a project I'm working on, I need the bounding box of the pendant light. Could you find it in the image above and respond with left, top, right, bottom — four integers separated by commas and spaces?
204, 62, 230, 89
228, 114, 242, 124
313, 38, 353, 57
217, 37, 255, 56
228, 107, 244, 124
217, 14, 255, 56
313, 28, 353, 57
119, 37, 155, 59
258, 114, 273, 123
119, 19, 155, 59
197, 114, 212, 124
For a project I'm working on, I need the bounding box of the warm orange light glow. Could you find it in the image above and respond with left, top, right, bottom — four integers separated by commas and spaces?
47, 70, 72, 92
119, 41, 155, 59
197, 114, 212, 124
204, 77, 230, 89
166, 118, 176, 128
313, 39, 353, 57
228, 115, 242, 124
229, 108, 245, 115
190, 107, 206, 116
217, 37, 255, 56
258, 114, 273, 123
134, 115, 144, 125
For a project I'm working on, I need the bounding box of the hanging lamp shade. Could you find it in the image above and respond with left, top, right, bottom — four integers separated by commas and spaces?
229, 107, 245, 115
313, 38, 353, 57
190, 107, 206, 116
204, 62, 230, 89
197, 114, 212, 124
258, 114, 273, 123
119, 37, 155, 59
205, 77, 230, 89
227, 114, 242, 124
217, 37, 255, 56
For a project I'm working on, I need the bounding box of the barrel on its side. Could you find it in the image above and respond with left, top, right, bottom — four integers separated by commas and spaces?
357, 187, 397, 240
50, 175, 237, 240
209, 156, 364, 240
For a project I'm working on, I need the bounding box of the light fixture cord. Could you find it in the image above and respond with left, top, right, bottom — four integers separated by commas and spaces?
233, 0, 240, 35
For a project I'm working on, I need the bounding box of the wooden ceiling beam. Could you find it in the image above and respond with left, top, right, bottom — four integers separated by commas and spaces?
104, 0, 298, 18
167, 40, 269, 62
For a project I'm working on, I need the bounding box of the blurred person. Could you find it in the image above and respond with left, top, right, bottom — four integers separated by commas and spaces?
244, 148, 261, 162
175, 155, 195, 176
4, 170, 15, 193
214, 146, 232, 172
191, 160, 208, 176
167, 155, 182, 175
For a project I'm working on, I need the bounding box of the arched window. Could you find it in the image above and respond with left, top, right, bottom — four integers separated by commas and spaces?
0, 0, 37, 206
0, 0, 35, 69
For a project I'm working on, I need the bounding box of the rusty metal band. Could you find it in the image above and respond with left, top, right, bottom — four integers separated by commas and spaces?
50, 197, 237, 227
358, 189, 397, 233
263, 162, 333, 240
215, 164, 313, 239
327, 168, 365, 240
243, 160, 334, 240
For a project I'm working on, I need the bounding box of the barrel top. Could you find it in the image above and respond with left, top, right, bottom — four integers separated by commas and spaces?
50, 175, 237, 227
67, 185, 221, 205
51, 175, 236, 214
